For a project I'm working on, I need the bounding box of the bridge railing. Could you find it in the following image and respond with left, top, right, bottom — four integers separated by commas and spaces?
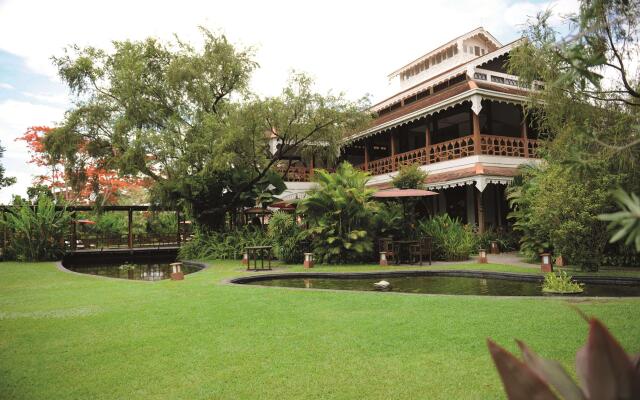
67, 233, 182, 251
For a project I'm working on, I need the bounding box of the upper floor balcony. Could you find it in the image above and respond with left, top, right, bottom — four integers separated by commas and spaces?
275, 98, 541, 183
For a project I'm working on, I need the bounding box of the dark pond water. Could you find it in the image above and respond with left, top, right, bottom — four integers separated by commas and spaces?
251, 275, 640, 297
64, 259, 202, 281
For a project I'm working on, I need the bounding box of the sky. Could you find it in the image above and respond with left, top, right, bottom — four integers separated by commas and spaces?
0, 0, 577, 202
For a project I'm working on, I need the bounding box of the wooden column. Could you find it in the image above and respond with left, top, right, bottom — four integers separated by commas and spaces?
309, 155, 314, 178
521, 110, 529, 158
472, 111, 481, 155
127, 208, 133, 249
476, 189, 485, 234
390, 131, 397, 170
176, 210, 181, 246
363, 140, 369, 171
425, 124, 431, 164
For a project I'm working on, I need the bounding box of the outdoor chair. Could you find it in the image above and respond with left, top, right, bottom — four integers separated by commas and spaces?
378, 238, 395, 263
409, 236, 432, 266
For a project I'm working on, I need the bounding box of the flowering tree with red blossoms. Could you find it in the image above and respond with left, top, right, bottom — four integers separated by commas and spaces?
18, 126, 148, 204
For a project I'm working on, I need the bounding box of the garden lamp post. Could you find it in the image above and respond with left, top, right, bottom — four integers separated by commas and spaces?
304, 253, 314, 269
540, 253, 553, 273
170, 262, 184, 280
490, 240, 500, 254
379, 252, 388, 266
478, 248, 488, 263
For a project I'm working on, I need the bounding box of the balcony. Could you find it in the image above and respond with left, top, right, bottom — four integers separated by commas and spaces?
276, 134, 539, 182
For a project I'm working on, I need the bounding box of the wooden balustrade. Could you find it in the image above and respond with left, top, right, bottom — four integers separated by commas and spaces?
429, 136, 475, 163
480, 135, 525, 157
276, 135, 539, 181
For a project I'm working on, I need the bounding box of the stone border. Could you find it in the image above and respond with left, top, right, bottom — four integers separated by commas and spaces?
227, 269, 640, 298
57, 259, 208, 282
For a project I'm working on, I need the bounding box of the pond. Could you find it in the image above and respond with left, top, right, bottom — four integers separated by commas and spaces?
63, 256, 203, 281
235, 272, 640, 297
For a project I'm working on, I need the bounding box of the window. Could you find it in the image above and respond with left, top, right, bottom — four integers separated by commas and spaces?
474, 46, 480, 56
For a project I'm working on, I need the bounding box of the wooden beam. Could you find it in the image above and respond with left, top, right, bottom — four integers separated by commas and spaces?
71, 212, 77, 251
363, 140, 369, 171
390, 131, 397, 170
425, 123, 431, 164
309, 155, 314, 178
472, 111, 481, 155
521, 109, 529, 157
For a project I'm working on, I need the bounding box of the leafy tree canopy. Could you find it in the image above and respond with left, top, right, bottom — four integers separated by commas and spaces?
45, 28, 371, 229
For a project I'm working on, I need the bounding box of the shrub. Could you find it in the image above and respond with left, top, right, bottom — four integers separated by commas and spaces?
542, 270, 584, 294
179, 226, 272, 260
475, 229, 520, 252
417, 214, 475, 261
391, 163, 428, 189
268, 211, 304, 263
298, 163, 378, 263
2, 196, 70, 261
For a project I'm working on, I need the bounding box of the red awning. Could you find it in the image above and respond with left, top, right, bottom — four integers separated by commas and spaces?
372, 188, 438, 198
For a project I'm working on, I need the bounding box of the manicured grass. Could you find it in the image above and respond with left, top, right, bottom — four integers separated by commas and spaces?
1, 260, 639, 399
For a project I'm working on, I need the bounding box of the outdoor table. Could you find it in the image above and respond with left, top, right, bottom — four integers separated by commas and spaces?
392, 240, 420, 265
245, 246, 273, 271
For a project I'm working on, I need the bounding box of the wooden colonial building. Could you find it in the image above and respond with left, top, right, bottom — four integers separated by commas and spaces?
277, 28, 541, 233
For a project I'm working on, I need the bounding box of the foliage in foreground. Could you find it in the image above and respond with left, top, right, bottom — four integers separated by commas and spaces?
299, 163, 378, 263
599, 190, 640, 252
1, 196, 69, 261
417, 214, 475, 261
488, 317, 640, 399
542, 270, 584, 294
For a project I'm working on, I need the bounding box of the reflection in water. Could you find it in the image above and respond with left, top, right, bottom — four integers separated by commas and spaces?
65, 260, 201, 281
253, 275, 640, 297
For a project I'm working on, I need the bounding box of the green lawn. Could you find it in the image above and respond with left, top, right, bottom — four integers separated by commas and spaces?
1, 260, 639, 399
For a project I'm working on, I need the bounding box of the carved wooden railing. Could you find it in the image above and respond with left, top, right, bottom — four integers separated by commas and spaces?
274, 165, 310, 182
281, 135, 539, 180
367, 156, 394, 175
429, 136, 475, 163
480, 135, 539, 158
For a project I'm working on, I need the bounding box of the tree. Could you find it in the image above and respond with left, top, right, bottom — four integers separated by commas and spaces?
391, 163, 428, 189
0, 141, 16, 190
18, 126, 148, 205
45, 29, 370, 229
298, 162, 378, 263
507, 0, 640, 264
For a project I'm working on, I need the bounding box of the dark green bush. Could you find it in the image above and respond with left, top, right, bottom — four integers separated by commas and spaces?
268, 211, 305, 264
179, 226, 272, 260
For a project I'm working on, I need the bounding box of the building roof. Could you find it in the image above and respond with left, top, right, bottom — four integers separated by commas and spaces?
387, 27, 502, 79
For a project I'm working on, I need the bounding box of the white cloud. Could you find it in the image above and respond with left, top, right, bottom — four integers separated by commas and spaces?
0, 0, 576, 101
0, 82, 14, 90
22, 91, 69, 106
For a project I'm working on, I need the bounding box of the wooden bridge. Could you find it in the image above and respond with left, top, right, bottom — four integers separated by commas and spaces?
1, 204, 185, 257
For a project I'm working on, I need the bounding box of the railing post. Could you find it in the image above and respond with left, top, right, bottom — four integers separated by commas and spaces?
390, 131, 397, 171
128, 208, 133, 249
472, 112, 481, 155
521, 110, 529, 158
425, 125, 431, 165
363, 140, 369, 171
